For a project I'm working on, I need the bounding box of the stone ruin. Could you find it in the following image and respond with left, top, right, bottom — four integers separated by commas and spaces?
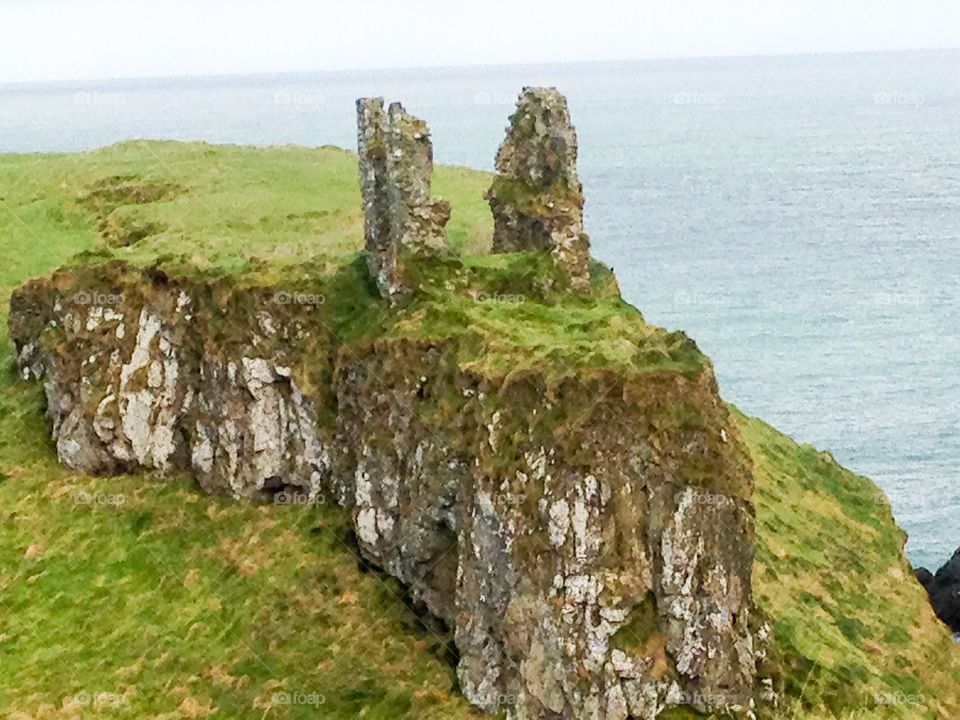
356, 98, 451, 300
357, 87, 593, 298
487, 86, 592, 291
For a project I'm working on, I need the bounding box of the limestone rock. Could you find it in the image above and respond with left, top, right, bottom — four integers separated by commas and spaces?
487, 87, 591, 291
10, 263, 761, 718
190, 355, 329, 500
331, 350, 758, 719
357, 98, 392, 294
356, 98, 451, 300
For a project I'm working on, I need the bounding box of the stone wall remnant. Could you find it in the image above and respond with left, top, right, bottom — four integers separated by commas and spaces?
487, 87, 591, 291
356, 98, 450, 300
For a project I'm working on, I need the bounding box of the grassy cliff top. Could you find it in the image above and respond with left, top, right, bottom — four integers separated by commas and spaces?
2, 140, 708, 379
0, 140, 490, 281
1, 141, 958, 719
737, 408, 960, 718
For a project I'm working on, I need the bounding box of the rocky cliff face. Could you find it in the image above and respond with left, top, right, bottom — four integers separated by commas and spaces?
8, 89, 764, 719
9, 259, 761, 719
333, 336, 758, 718
9, 265, 335, 500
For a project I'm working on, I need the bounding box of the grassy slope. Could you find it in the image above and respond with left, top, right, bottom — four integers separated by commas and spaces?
0, 142, 957, 719
739, 410, 960, 719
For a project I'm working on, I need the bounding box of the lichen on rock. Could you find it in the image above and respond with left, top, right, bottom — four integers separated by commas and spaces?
9, 263, 333, 501
487, 87, 592, 292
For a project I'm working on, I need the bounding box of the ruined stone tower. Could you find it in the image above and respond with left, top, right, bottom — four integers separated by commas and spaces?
356, 98, 451, 300
487, 87, 591, 291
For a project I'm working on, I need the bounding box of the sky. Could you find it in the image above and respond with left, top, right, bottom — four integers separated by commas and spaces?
2, 0, 960, 84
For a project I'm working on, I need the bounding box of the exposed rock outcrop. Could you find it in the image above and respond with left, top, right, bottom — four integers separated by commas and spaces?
357, 98, 451, 301
487, 87, 591, 292
9, 261, 760, 719
338, 343, 759, 718
916, 550, 960, 633
9, 269, 333, 500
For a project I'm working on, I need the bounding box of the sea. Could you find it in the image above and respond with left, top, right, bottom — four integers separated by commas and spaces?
1, 50, 957, 570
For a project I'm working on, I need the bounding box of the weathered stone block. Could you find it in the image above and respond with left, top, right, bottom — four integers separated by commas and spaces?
357, 98, 393, 295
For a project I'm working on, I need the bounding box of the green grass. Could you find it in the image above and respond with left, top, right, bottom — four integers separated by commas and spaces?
1, 140, 958, 718
2, 139, 706, 381
0, 140, 491, 287
738, 408, 960, 719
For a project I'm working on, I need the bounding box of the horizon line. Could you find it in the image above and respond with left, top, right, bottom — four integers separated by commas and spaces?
2, 45, 959, 89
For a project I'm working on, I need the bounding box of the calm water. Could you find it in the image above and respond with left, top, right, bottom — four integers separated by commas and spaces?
1, 51, 958, 569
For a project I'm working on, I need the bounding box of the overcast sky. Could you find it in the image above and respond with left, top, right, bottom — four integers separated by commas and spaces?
3, 0, 960, 84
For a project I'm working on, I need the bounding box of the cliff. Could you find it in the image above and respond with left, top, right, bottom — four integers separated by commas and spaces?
1, 101, 958, 718
8, 250, 757, 718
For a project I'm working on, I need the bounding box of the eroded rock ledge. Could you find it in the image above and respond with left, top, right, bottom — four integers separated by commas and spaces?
9, 88, 763, 719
